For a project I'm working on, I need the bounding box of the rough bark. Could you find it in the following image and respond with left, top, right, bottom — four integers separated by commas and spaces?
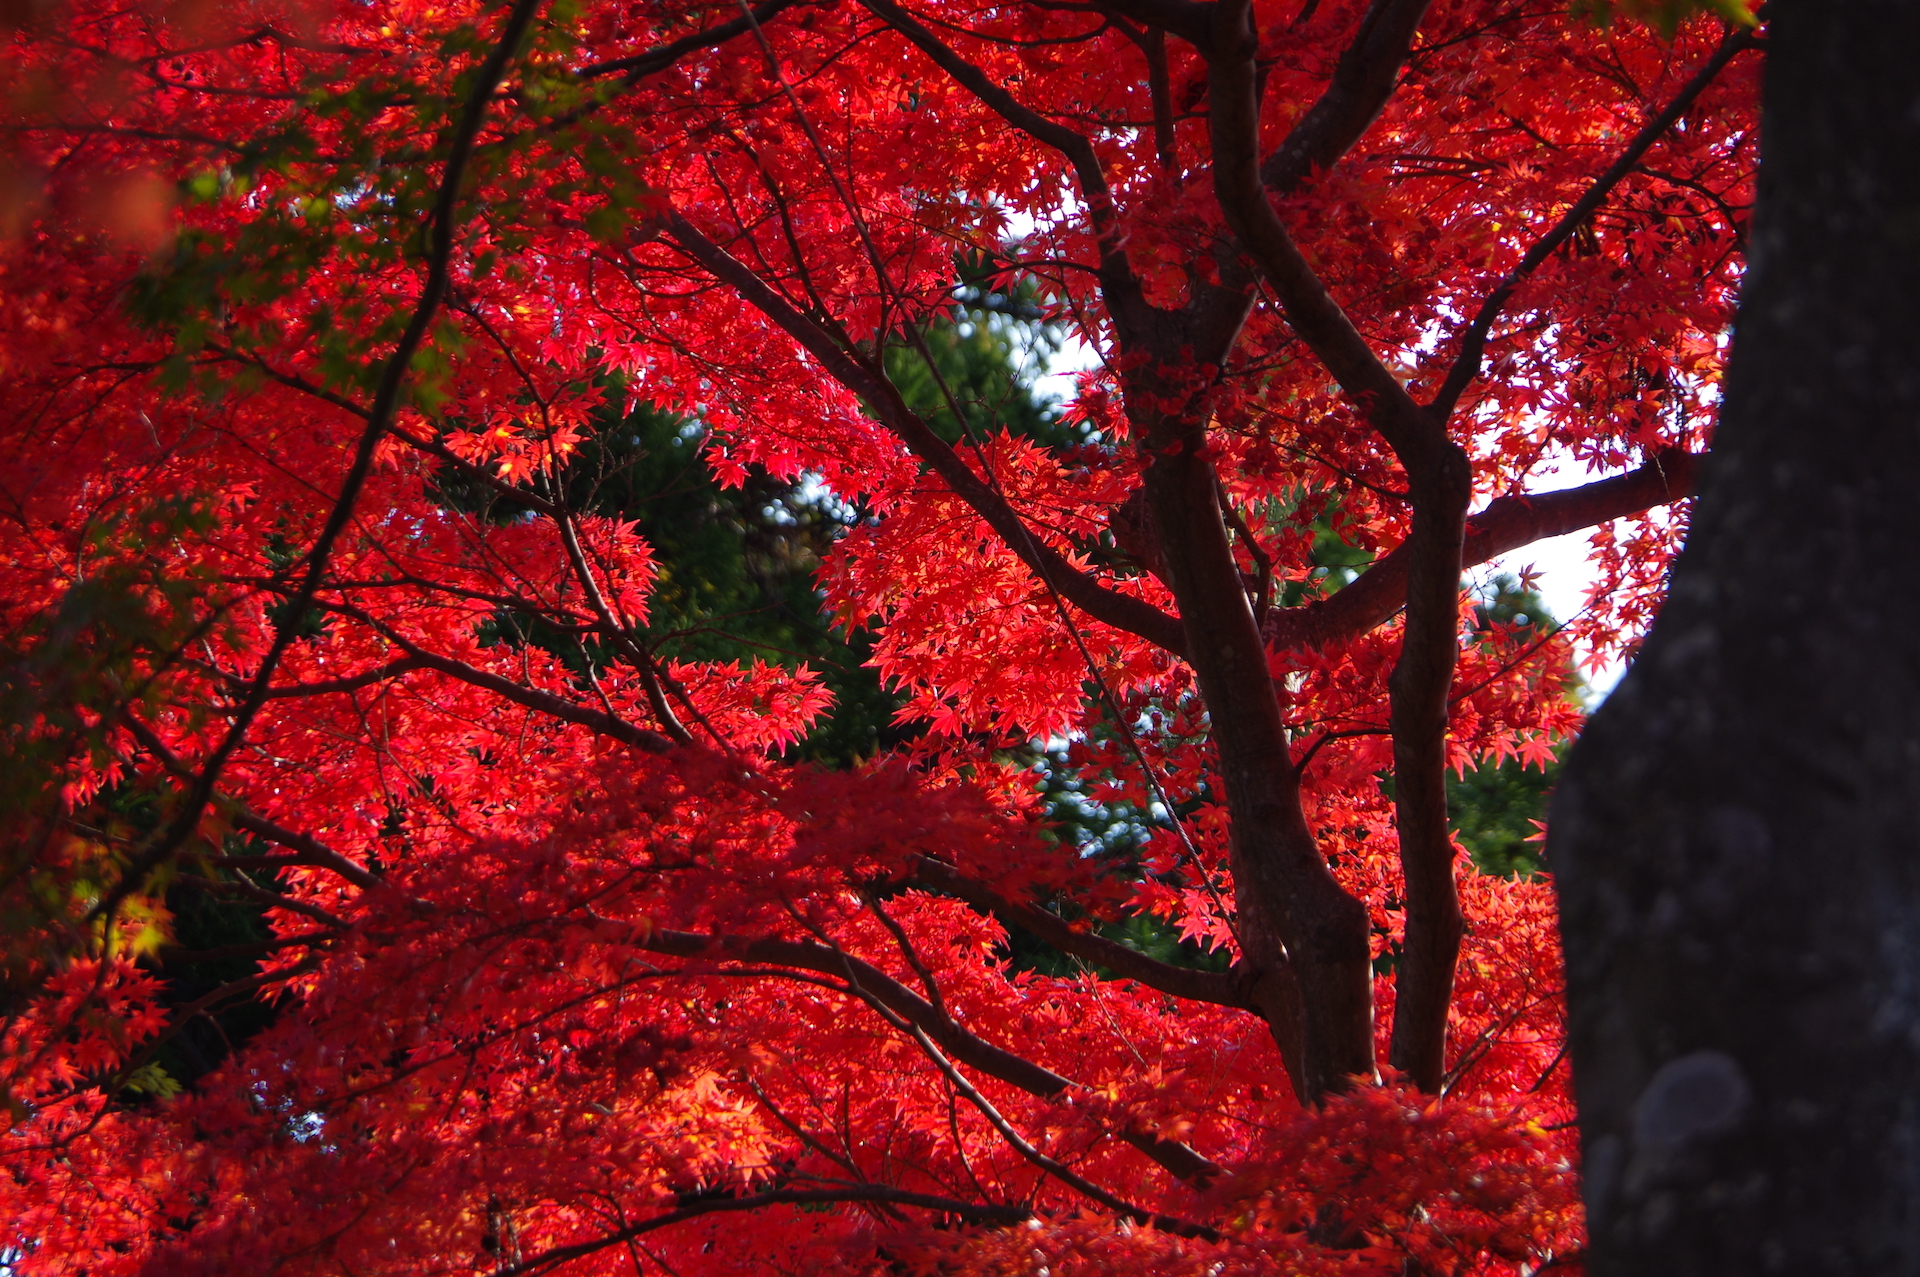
1550, 3, 1920, 1270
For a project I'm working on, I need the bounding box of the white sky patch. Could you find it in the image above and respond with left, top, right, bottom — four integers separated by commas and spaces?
1477, 461, 1628, 702
1032, 330, 1103, 406
999, 207, 1106, 405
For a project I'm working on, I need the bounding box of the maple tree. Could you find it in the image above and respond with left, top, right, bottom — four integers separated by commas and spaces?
0, 0, 1760, 1270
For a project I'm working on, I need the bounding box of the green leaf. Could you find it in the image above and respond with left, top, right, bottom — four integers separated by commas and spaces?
1572, 0, 1757, 35
121, 1062, 184, 1100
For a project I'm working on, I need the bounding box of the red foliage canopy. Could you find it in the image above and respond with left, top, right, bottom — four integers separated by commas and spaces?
0, 0, 1756, 1270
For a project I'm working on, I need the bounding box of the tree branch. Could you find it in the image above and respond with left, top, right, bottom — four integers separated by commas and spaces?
1204, 0, 1475, 1089
1178, 0, 1432, 363
913, 856, 1259, 1006
1382, 437, 1473, 1093
576, 0, 802, 80
665, 216, 1188, 655
201, 341, 571, 523
1258, 0, 1433, 194
854, 0, 1152, 331
911, 857, 1254, 1011
1428, 26, 1757, 422
90, 0, 546, 921
256, 657, 428, 699
626, 923, 1223, 1185
323, 602, 677, 754
176, 873, 352, 932
1205, 0, 1437, 470
119, 713, 390, 894
156, 929, 339, 964
1264, 450, 1702, 654
1090, 0, 1211, 48
898, 1018, 1219, 1239
495, 1187, 1030, 1277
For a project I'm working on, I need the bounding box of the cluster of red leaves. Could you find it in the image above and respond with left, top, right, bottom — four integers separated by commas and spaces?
7, 754, 1580, 1274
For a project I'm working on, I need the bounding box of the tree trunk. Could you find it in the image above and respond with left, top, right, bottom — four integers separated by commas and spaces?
1136, 398, 1376, 1101
1550, 3, 1920, 1271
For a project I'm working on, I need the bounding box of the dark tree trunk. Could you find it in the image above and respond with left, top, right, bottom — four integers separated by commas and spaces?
1550, 3, 1920, 1272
